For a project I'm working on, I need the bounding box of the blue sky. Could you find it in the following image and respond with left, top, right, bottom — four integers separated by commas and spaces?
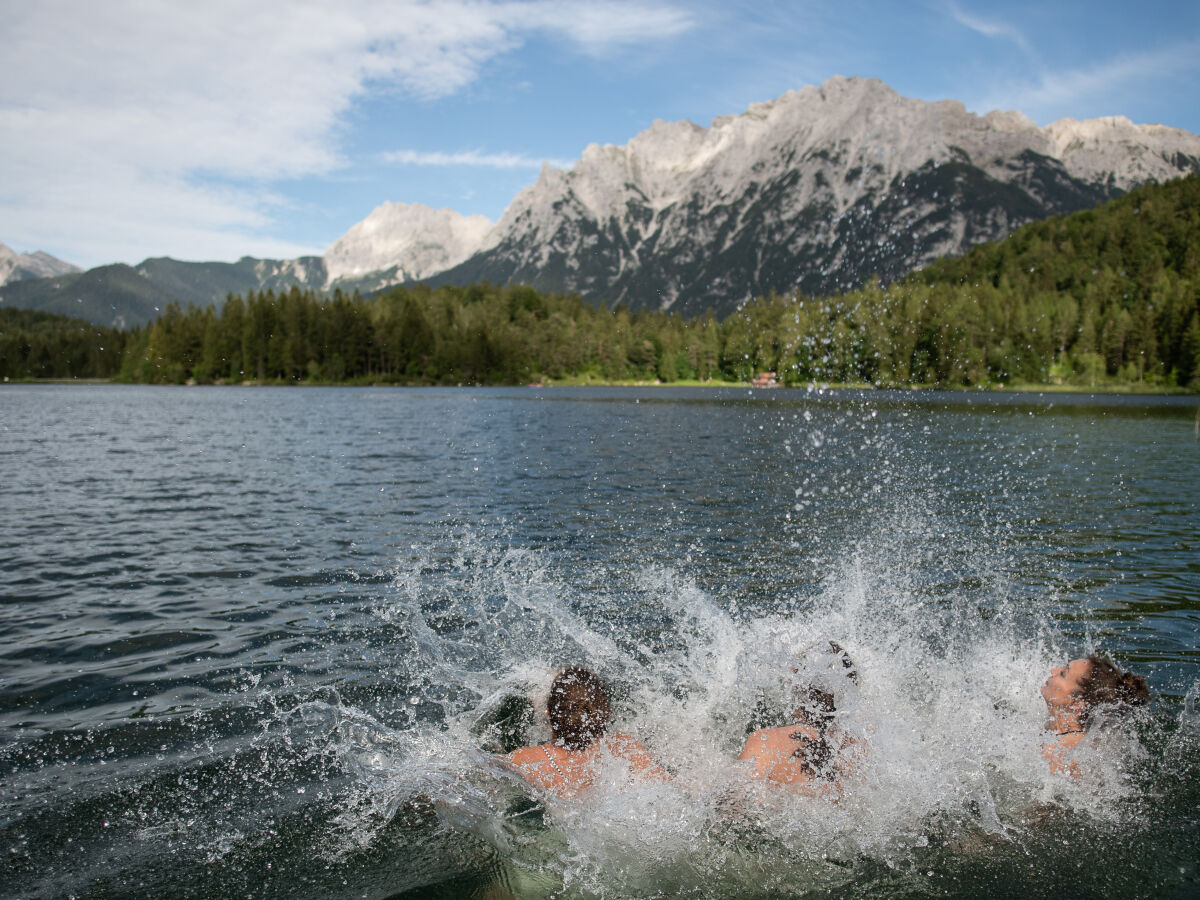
3, 0, 1198, 269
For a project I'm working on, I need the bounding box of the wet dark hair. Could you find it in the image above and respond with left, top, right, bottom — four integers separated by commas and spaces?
788, 643, 857, 778
791, 642, 857, 721
791, 686, 837, 778
827, 641, 858, 684
547, 667, 612, 751
1076, 655, 1150, 728
794, 685, 837, 729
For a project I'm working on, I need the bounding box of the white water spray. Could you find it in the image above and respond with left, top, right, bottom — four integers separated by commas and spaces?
314, 510, 1154, 896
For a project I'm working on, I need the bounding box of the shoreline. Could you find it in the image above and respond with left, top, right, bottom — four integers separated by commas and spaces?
5, 377, 1197, 397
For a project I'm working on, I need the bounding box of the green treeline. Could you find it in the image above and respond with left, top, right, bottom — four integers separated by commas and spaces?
0, 308, 129, 379
6, 175, 1200, 389
114, 284, 724, 385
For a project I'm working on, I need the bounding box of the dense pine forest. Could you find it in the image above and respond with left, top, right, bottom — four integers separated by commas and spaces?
3, 175, 1199, 389
0, 308, 129, 380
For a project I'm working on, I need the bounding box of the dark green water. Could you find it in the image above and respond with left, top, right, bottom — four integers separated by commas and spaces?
1, 385, 1197, 898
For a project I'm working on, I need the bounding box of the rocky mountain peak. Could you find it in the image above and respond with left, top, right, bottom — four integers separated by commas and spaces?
1044, 115, 1200, 188
0, 242, 80, 287
322, 201, 492, 285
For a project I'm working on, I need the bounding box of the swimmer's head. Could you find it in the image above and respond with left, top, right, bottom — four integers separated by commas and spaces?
792, 640, 858, 683
792, 685, 837, 729
1042, 656, 1149, 728
790, 642, 858, 728
547, 667, 612, 751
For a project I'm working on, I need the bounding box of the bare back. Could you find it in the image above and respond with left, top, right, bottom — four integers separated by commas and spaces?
739, 723, 823, 787
738, 721, 858, 798
502, 733, 667, 798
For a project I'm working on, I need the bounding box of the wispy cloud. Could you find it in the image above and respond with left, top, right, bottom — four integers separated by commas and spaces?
0, 0, 693, 266
516, 1, 694, 54
969, 38, 1200, 123
382, 149, 575, 169
946, 1, 1031, 54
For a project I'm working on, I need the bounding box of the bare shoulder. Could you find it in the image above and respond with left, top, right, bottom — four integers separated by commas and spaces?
738, 727, 771, 759
601, 733, 669, 781
603, 732, 648, 754
502, 744, 549, 770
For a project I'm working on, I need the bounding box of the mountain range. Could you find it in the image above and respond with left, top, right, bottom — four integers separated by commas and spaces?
4, 75, 1200, 327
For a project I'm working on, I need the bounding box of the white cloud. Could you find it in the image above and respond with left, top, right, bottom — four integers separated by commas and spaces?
946, 2, 1031, 54
0, 0, 693, 267
382, 149, 575, 169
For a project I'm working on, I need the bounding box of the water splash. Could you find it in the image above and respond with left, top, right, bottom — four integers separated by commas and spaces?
302, 511, 1162, 897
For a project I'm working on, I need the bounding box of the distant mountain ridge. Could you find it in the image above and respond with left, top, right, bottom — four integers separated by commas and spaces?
0, 243, 79, 286
0, 256, 326, 330
4, 75, 1200, 326
425, 77, 1200, 316
0, 204, 491, 328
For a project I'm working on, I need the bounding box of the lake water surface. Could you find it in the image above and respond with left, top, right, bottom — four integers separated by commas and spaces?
1, 385, 1198, 898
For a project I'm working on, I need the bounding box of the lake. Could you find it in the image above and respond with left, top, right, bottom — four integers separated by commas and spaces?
1, 384, 1198, 898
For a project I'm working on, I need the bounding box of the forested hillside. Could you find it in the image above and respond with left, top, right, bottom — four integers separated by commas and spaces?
903, 172, 1200, 385
5, 175, 1198, 390
0, 308, 128, 379
717, 174, 1200, 387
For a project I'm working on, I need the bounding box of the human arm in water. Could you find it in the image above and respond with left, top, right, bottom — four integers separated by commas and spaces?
605, 732, 670, 783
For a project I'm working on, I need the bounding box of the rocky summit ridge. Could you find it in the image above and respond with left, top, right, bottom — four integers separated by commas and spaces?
419, 76, 1200, 315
